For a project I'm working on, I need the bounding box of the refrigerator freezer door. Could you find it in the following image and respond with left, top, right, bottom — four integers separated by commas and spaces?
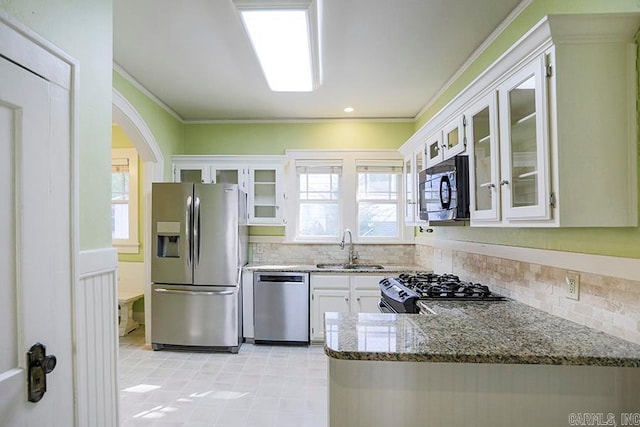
193, 184, 239, 286
151, 183, 194, 285
151, 284, 240, 350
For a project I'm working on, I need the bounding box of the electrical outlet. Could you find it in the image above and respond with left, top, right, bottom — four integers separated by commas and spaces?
566, 271, 580, 300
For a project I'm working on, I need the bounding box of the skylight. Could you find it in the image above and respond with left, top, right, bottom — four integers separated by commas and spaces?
236, 1, 321, 92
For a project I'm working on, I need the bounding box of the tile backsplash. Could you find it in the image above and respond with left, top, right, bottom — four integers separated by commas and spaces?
418, 243, 640, 345
250, 240, 640, 345
250, 242, 415, 266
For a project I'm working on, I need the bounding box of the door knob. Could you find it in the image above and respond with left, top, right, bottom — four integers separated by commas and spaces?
27, 342, 57, 403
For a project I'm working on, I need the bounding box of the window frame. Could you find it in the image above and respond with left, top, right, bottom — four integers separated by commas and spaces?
294, 160, 343, 242
356, 162, 402, 241
285, 150, 409, 244
111, 148, 140, 254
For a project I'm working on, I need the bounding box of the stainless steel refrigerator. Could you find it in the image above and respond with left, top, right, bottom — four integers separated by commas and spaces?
151, 183, 248, 353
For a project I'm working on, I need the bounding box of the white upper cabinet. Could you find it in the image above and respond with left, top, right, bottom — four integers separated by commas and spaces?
425, 116, 466, 169
498, 55, 550, 222
173, 155, 286, 225
442, 115, 466, 160
404, 145, 425, 225
466, 92, 500, 222
248, 165, 285, 225
424, 131, 443, 168
174, 163, 212, 183
401, 14, 639, 228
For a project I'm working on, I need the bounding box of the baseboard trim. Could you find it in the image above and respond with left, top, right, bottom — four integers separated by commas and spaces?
416, 238, 640, 281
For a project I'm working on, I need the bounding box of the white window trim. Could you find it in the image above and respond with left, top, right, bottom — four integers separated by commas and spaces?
294, 160, 343, 243
112, 148, 140, 254
285, 150, 411, 244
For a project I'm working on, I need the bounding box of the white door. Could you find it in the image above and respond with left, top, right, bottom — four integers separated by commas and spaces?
352, 290, 383, 314
311, 290, 350, 341
0, 55, 74, 425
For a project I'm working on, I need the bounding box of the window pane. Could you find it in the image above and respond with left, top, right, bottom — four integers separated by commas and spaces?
299, 202, 339, 237
357, 172, 398, 200
358, 202, 397, 237
112, 172, 129, 201
112, 203, 130, 239
299, 173, 340, 201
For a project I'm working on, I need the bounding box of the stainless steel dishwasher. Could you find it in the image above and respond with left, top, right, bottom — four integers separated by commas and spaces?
253, 271, 310, 344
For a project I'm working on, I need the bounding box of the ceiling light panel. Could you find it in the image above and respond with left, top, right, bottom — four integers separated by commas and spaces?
235, 0, 321, 93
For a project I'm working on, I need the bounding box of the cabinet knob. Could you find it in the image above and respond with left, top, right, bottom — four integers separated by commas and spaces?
356, 297, 361, 302
500, 180, 510, 186
345, 297, 349, 302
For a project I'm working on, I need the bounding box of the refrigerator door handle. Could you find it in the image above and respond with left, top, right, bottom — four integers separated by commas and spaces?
154, 288, 236, 296
186, 195, 193, 266
194, 196, 201, 266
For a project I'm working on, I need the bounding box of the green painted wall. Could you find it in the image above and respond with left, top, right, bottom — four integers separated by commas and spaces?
112, 125, 144, 262
183, 121, 413, 236
183, 121, 414, 155
113, 71, 183, 260
113, 71, 184, 181
1, 0, 114, 251
414, 0, 640, 259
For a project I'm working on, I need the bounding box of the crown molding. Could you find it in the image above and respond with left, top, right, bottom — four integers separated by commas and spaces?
113, 62, 184, 123
414, 0, 533, 121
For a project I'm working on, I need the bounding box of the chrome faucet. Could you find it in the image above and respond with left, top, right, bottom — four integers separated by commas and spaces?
340, 228, 357, 264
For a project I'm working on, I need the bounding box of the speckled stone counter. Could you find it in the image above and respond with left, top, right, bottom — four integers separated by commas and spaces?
324, 300, 640, 367
243, 263, 428, 274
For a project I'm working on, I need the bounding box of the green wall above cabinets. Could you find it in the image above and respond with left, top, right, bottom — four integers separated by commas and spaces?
183, 121, 415, 155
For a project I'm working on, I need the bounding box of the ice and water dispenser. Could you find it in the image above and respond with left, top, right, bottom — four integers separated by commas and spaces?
156, 221, 181, 258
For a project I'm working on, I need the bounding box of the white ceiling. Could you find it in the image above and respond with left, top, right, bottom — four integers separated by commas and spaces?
113, 0, 523, 121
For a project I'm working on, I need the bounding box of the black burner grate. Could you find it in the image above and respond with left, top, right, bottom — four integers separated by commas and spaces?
397, 274, 503, 300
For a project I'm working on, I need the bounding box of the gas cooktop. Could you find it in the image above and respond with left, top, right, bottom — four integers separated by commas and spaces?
396, 273, 505, 301
378, 273, 505, 314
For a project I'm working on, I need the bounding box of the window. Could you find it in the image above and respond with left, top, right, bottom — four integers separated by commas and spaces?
112, 148, 139, 253
357, 163, 402, 239
287, 151, 407, 243
296, 161, 342, 239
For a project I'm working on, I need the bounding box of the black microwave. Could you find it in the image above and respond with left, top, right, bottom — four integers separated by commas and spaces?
418, 155, 470, 223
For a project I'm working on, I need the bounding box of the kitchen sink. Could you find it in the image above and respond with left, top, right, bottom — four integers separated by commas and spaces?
316, 263, 384, 270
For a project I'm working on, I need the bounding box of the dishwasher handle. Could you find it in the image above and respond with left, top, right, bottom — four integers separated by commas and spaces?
256, 280, 305, 285
255, 274, 307, 285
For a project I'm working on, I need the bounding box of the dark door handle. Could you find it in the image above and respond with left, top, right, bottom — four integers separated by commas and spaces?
27, 342, 57, 403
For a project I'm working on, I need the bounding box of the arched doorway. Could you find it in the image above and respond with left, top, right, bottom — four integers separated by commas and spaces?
112, 89, 164, 346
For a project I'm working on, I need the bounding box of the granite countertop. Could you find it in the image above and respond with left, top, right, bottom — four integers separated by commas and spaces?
323, 300, 640, 367
244, 263, 429, 274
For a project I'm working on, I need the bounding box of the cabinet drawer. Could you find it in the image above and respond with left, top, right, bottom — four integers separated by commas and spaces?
351, 275, 385, 290
311, 274, 350, 289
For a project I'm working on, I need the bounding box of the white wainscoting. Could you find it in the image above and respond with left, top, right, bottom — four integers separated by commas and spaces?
76, 248, 119, 427
329, 358, 640, 427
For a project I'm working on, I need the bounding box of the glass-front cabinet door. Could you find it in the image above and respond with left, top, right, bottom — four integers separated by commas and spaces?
403, 155, 414, 224
249, 165, 284, 224
425, 131, 443, 168
403, 147, 425, 225
174, 163, 212, 183
466, 92, 500, 222
498, 56, 550, 221
213, 165, 247, 191
442, 116, 466, 160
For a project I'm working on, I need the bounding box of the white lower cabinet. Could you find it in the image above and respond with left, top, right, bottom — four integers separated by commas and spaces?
311, 273, 384, 341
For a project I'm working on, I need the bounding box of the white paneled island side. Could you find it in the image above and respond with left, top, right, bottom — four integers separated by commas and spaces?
324, 301, 640, 427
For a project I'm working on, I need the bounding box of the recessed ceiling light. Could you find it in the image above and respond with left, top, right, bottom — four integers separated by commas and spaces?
235, 1, 322, 92
344, 107, 354, 113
